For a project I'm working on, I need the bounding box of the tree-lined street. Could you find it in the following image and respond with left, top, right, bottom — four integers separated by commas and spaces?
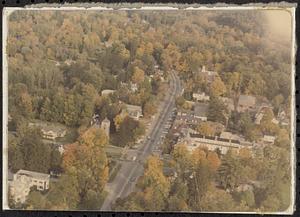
101, 71, 182, 210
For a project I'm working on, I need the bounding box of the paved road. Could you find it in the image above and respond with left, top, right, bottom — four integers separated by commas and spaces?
101, 71, 182, 211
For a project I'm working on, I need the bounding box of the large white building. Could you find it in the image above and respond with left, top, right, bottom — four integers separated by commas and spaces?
9, 170, 50, 204
192, 92, 210, 102
122, 104, 143, 120
101, 89, 116, 97
29, 122, 66, 140
180, 130, 253, 155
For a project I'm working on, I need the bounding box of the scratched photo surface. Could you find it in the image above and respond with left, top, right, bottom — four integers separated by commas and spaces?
3, 6, 295, 213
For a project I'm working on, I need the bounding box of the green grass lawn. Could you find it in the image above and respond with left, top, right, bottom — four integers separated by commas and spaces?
105, 145, 123, 159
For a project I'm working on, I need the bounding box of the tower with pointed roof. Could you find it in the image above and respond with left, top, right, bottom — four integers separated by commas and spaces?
101, 117, 110, 138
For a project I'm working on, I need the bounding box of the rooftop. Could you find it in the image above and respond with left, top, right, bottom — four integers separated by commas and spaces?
16, 169, 50, 180
101, 89, 116, 95
189, 133, 241, 145
263, 135, 276, 143
220, 132, 242, 141
124, 103, 142, 112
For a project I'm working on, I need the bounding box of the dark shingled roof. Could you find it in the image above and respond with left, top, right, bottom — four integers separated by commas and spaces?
189, 133, 240, 145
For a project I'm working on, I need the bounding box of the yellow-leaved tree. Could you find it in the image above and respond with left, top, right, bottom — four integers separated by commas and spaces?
210, 76, 226, 97
132, 66, 145, 84
63, 127, 109, 208
139, 155, 171, 211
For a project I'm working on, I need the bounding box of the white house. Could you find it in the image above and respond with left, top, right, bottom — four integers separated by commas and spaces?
101, 89, 116, 97
277, 109, 289, 126
123, 104, 143, 120
263, 135, 276, 145
40, 127, 67, 140
192, 92, 210, 102
9, 170, 50, 204
130, 82, 138, 92
254, 112, 264, 125
29, 122, 67, 140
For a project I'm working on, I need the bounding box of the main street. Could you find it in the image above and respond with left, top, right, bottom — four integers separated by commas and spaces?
101, 71, 182, 211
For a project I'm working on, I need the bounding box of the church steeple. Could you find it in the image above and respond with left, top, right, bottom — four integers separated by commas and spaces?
101, 117, 110, 138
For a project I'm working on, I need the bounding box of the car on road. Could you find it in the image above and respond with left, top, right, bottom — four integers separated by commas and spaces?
147, 136, 151, 140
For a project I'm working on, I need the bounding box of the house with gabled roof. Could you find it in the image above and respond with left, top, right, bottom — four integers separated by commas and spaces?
9, 170, 50, 204
122, 103, 143, 120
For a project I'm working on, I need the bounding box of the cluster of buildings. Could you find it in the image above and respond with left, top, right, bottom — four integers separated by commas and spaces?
178, 130, 257, 155
8, 170, 50, 204
170, 66, 290, 155
174, 124, 277, 156
91, 102, 143, 139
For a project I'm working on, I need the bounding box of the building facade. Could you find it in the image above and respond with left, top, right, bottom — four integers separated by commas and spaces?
180, 131, 252, 155
192, 92, 210, 102
9, 170, 50, 204
123, 104, 143, 120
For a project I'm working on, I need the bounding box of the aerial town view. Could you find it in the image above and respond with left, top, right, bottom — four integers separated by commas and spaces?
3, 6, 295, 213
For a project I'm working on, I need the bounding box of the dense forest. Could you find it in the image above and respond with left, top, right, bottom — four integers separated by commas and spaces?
6, 9, 292, 212
7, 10, 291, 125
